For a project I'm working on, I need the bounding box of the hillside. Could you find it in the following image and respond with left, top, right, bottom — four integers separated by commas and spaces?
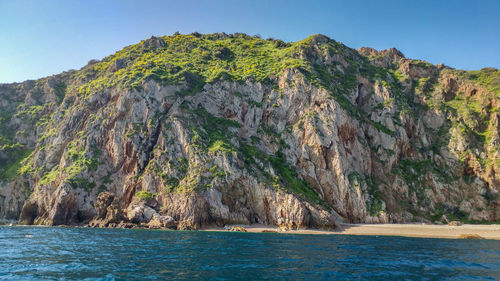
0, 33, 498, 229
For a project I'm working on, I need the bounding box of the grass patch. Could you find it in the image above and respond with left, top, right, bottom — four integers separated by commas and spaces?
0, 148, 34, 181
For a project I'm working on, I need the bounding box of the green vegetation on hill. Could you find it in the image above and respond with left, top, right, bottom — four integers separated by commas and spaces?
74, 33, 309, 96
452, 67, 500, 97
72, 33, 382, 120
0, 146, 33, 181
438, 68, 500, 171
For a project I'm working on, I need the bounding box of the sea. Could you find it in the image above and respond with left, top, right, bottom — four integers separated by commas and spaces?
0, 226, 499, 280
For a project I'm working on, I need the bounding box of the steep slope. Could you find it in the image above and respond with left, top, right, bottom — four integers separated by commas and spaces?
0, 33, 498, 229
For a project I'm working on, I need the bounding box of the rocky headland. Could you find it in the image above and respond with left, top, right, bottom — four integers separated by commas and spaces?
0, 33, 498, 231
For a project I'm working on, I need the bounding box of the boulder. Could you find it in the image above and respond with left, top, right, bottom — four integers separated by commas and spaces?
148, 214, 176, 229
126, 203, 157, 223
448, 221, 463, 226
229, 226, 247, 232
95, 192, 114, 219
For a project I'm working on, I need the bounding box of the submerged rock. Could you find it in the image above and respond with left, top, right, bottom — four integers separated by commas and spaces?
459, 234, 485, 239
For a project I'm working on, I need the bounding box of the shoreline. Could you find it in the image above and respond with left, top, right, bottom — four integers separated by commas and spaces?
2, 222, 500, 240
200, 223, 500, 240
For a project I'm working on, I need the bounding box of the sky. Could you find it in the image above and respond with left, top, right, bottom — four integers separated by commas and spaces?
0, 0, 499, 83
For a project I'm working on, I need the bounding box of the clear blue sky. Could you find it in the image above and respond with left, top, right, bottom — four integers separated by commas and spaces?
1, 0, 499, 83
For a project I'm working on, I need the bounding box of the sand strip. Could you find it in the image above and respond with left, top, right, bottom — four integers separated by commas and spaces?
200, 223, 500, 240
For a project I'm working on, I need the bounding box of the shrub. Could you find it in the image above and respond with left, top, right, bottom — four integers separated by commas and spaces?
135, 190, 156, 201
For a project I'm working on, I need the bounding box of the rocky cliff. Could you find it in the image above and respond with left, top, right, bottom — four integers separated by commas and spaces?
0, 33, 498, 229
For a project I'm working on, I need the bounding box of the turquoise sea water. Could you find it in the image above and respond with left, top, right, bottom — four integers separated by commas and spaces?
0, 226, 499, 280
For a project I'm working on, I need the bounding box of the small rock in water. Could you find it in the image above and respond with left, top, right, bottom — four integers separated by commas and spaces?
229, 226, 247, 232
459, 234, 484, 239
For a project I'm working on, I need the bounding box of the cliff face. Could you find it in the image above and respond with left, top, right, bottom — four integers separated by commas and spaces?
0, 33, 498, 229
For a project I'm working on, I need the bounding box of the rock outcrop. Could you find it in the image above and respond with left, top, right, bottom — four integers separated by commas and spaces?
0, 33, 498, 230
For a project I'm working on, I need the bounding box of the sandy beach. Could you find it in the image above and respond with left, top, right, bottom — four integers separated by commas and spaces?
201, 223, 500, 240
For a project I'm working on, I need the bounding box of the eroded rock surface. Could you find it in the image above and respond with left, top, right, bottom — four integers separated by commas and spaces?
0, 33, 498, 230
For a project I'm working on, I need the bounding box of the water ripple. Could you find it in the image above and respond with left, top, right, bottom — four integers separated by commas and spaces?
0, 226, 499, 280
